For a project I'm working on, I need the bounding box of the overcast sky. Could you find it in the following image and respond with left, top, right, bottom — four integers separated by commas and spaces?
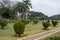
6, 0, 60, 16
31, 0, 60, 16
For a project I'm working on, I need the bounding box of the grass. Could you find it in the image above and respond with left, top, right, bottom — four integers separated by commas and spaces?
40, 32, 60, 40
0, 23, 18, 40
0, 21, 60, 40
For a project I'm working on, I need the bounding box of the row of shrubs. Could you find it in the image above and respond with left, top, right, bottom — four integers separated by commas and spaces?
13, 20, 58, 37
0, 19, 58, 37
13, 20, 38, 37
0, 19, 8, 29
43, 20, 58, 30
21, 20, 30, 24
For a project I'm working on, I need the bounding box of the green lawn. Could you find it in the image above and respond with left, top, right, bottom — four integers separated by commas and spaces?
40, 32, 60, 40
0, 21, 60, 40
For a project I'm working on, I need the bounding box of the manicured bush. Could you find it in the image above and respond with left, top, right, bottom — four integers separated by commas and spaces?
21, 20, 29, 24
43, 21, 50, 30
0, 20, 8, 29
33, 20, 38, 25
47, 20, 50, 22
51, 20, 58, 27
27, 20, 30, 24
13, 21, 25, 37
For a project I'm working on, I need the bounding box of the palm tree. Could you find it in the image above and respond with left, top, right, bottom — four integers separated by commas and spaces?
14, 0, 32, 21
22, 0, 32, 20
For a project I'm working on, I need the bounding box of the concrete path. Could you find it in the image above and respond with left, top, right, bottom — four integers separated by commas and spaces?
18, 27, 60, 40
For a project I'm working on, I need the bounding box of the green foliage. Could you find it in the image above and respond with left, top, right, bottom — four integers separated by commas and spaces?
13, 21, 25, 37
0, 19, 8, 29
27, 20, 30, 24
49, 14, 60, 20
51, 20, 58, 27
47, 20, 50, 22
46, 36, 60, 40
28, 11, 48, 20
43, 21, 50, 30
21, 20, 30, 24
2, 8, 16, 19
33, 20, 39, 25
0, 0, 16, 19
2, 8, 10, 19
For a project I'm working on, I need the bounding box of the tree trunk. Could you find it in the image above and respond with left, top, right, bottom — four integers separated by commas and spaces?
22, 12, 27, 20
19, 13, 21, 20
22, 13, 24, 20
16, 12, 21, 21
26, 13, 27, 20
16, 13, 19, 22
0, 15, 2, 19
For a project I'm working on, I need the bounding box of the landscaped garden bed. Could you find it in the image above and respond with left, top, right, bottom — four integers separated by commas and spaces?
0, 21, 60, 40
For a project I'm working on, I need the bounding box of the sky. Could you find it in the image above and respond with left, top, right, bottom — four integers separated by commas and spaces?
2, 0, 60, 16
31, 0, 60, 16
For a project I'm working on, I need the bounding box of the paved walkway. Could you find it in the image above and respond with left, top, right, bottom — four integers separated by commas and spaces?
18, 28, 60, 40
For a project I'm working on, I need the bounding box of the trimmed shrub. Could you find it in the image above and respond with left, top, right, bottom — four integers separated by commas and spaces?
47, 20, 50, 22
51, 20, 58, 27
27, 20, 30, 24
43, 22, 50, 30
21, 20, 29, 24
0, 20, 8, 29
13, 21, 25, 37
33, 20, 38, 25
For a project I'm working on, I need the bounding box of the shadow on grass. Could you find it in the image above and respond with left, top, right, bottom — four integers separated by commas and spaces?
42, 28, 50, 30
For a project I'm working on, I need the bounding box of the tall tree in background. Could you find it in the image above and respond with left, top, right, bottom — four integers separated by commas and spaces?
14, 0, 32, 20
23, 0, 32, 20
0, 0, 32, 21
0, 0, 16, 20
14, 2, 24, 21
0, 0, 10, 19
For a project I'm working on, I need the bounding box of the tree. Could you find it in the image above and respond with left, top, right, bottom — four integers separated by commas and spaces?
28, 11, 48, 20
22, 0, 32, 20
14, 2, 24, 21
43, 22, 50, 30
0, 0, 16, 20
2, 7, 16, 19
14, 0, 32, 21
2, 0, 11, 8
0, 0, 10, 19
